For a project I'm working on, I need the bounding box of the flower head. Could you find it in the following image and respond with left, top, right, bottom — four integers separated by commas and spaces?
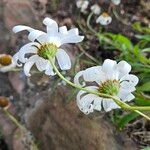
12, 17, 84, 76
111, 0, 121, 5
0, 54, 16, 72
74, 59, 139, 114
90, 4, 101, 15
76, 0, 89, 13
0, 96, 9, 108
96, 12, 112, 25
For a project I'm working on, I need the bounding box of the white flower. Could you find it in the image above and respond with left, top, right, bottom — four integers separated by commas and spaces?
76, 0, 89, 13
74, 59, 139, 114
111, 0, 121, 5
90, 4, 101, 15
12, 17, 84, 76
96, 12, 112, 25
0, 54, 16, 72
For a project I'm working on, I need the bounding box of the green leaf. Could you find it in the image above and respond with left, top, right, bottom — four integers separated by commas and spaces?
134, 96, 150, 106
137, 82, 150, 92
132, 22, 150, 34
117, 112, 139, 129
135, 35, 150, 41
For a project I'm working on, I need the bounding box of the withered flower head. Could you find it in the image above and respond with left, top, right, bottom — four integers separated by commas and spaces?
0, 96, 9, 108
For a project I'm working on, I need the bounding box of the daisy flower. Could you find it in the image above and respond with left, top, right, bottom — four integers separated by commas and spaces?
12, 17, 84, 76
74, 59, 139, 114
0, 54, 16, 72
111, 0, 121, 5
90, 4, 101, 15
76, 0, 89, 13
96, 12, 112, 25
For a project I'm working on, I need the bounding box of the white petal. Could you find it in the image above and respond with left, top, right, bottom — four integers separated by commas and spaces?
83, 66, 105, 83
45, 63, 55, 76
74, 71, 85, 86
120, 74, 139, 88
111, 0, 121, 5
102, 59, 119, 80
96, 15, 112, 25
90, 4, 101, 15
59, 26, 68, 34
23, 55, 39, 76
102, 59, 117, 72
12, 25, 34, 33
117, 61, 131, 78
0, 60, 16, 73
119, 86, 136, 97
37, 34, 61, 47
13, 52, 22, 66
68, 28, 79, 35
18, 42, 38, 63
43, 17, 58, 34
35, 57, 49, 71
77, 91, 102, 114
56, 49, 71, 70
28, 30, 45, 41
60, 34, 84, 45
124, 93, 135, 102
102, 99, 120, 112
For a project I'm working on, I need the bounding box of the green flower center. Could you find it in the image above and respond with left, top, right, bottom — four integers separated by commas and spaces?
37, 43, 58, 59
99, 80, 120, 96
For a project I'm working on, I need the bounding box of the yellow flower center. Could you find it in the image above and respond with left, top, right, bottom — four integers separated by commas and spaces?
37, 43, 58, 59
99, 80, 120, 96
0, 96, 9, 108
102, 12, 109, 17
0, 55, 12, 66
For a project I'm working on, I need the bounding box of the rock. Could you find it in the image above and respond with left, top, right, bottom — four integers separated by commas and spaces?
25, 88, 137, 150
3, 0, 40, 30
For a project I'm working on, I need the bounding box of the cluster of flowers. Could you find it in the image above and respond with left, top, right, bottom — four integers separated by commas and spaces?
76, 0, 121, 25
0, 17, 138, 115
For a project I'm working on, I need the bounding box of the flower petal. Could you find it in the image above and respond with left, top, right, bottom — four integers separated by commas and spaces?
59, 26, 68, 34
83, 66, 105, 83
60, 34, 84, 45
43, 17, 58, 35
74, 71, 85, 86
23, 55, 39, 76
96, 15, 112, 25
45, 63, 55, 76
123, 93, 135, 102
77, 90, 102, 114
68, 28, 79, 35
13, 52, 22, 67
120, 74, 139, 88
102, 59, 119, 80
28, 30, 46, 42
35, 57, 49, 71
102, 99, 120, 112
117, 61, 131, 79
18, 42, 38, 63
12, 25, 34, 33
37, 34, 61, 47
56, 49, 71, 70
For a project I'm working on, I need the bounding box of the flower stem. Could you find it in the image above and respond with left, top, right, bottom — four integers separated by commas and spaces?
3, 109, 25, 130
48, 57, 150, 120
3, 109, 39, 150
87, 12, 97, 34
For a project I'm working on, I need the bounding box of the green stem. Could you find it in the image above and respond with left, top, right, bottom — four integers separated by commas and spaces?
3, 109, 25, 130
87, 12, 97, 34
3, 109, 39, 150
48, 57, 150, 120
112, 7, 130, 26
